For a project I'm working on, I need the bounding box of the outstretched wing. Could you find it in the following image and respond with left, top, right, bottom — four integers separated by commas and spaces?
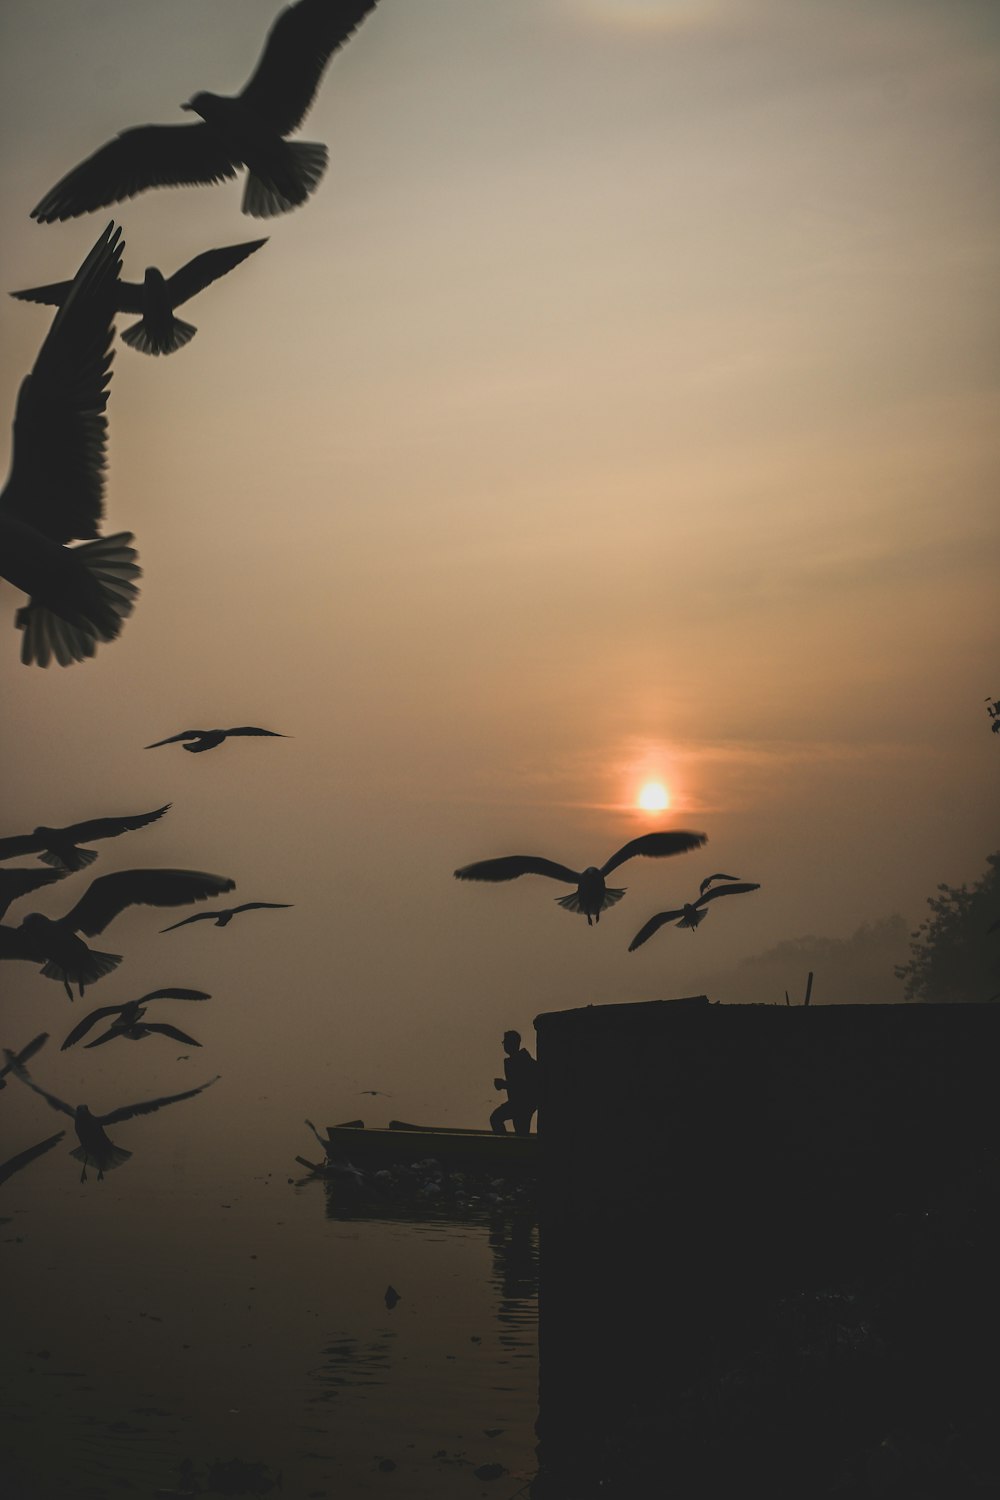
32, 125, 241, 223
454, 856, 581, 886
60, 1006, 123, 1050
239, 0, 379, 136
224, 726, 286, 738
0, 1032, 50, 1081
233, 902, 292, 913
10, 281, 73, 308
698, 872, 741, 896
136, 988, 212, 1003
0, 834, 46, 860
601, 831, 707, 877
2, 223, 122, 543
0, 866, 68, 919
627, 911, 686, 952
697, 881, 760, 907
138, 1023, 202, 1046
160, 911, 218, 933
145, 730, 206, 748
63, 804, 171, 845
99, 1074, 220, 1125
0, 1054, 75, 1117
0, 1131, 66, 1187
61, 869, 237, 936
168, 239, 268, 307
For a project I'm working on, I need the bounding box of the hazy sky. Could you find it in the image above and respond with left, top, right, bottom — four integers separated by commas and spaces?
1, 0, 998, 1138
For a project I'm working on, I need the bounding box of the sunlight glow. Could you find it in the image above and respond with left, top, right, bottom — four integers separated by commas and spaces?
638, 781, 670, 812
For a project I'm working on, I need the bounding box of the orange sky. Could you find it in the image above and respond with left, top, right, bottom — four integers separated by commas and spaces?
1, 0, 997, 1139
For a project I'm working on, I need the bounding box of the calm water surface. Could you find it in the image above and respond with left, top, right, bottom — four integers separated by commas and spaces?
0, 1151, 538, 1499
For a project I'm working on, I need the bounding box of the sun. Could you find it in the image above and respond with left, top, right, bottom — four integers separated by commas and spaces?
638, 781, 670, 812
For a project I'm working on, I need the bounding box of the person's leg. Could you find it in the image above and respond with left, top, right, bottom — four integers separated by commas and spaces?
511, 1103, 536, 1136
490, 1100, 516, 1134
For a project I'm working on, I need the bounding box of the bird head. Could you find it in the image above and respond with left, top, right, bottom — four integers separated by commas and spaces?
18, 912, 51, 934
182, 92, 221, 123
143, 267, 167, 290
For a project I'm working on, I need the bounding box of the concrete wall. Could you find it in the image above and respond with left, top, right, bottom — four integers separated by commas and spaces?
531, 997, 1000, 1498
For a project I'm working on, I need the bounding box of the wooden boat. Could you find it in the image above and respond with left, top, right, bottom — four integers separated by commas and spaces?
302, 1118, 538, 1171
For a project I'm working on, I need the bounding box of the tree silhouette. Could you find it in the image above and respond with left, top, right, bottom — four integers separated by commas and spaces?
895, 852, 1000, 1003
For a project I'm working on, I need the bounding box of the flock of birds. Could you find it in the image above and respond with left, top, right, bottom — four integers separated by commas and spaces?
2, 0, 762, 1188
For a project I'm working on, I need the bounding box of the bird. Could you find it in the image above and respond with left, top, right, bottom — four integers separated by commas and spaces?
628, 881, 761, 951
60, 989, 211, 1051
31, 0, 380, 223
2, 1055, 220, 1181
0, 221, 141, 666
454, 831, 708, 925
359, 1089, 392, 1097
145, 727, 287, 753
698, 872, 742, 896
13, 239, 268, 357
1, 868, 236, 999
0, 867, 69, 917
0, 1131, 66, 1188
384, 1285, 401, 1309
0, 803, 171, 872
0, 1031, 49, 1090
161, 901, 291, 932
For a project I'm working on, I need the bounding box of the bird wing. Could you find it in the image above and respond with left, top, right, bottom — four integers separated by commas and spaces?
61, 869, 237, 937
0, 1131, 66, 1187
0, 834, 46, 860
696, 881, 760, 907
698, 872, 741, 896
224, 726, 286, 738
144, 730, 206, 748
99, 1074, 220, 1125
139, 1023, 201, 1046
601, 830, 708, 877
233, 902, 292, 913
0, 1056, 75, 1117
453, 856, 581, 885
0, 866, 68, 919
63, 804, 171, 845
0, 925, 35, 960
167, 239, 268, 307
0, 1032, 50, 1079
1, 223, 122, 543
10, 281, 73, 308
137, 988, 212, 1003
60, 1006, 123, 1050
81, 1028, 119, 1049
627, 911, 686, 952
31, 125, 241, 223
238, 0, 379, 136
159, 911, 217, 933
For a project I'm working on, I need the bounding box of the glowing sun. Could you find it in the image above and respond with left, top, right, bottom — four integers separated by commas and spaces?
638, 781, 670, 812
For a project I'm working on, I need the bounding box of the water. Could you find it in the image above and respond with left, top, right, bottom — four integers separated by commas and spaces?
0, 1153, 538, 1498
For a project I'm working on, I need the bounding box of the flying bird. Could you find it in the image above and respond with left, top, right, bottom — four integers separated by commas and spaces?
32, 0, 380, 223
1, 869, 236, 999
60, 989, 211, 1051
161, 901, 291, 932
0, 1131, 66, 1188
2, 1055, 220, 1181
145, 727, 287, 753
0, 803, 171, 872
0, 1032, 49, 1090
13, 239, 267, 357
0, 867, 69, 918
454, 831, 708, 925
628, 882, 761, 951
0, 222, 140, 666
698, 873, 742, 896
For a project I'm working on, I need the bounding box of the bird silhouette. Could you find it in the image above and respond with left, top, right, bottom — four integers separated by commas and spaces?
698, 872, 742, 896
61, 989, 211, 1051
161, 901, 291, 932
0, 867, 69, 918
0, 222, 140, 666
13, 240, 267, 357
2, 1055, 220, 1181
0, 1031, 49, 1090
2, 868, 235, 999
0, 803, 170, 872
0, 1131, 66, 1188
32, 0, 380, 222
628, 881, 761, 951
454, 831, 708, 925
145, 727, 287, 753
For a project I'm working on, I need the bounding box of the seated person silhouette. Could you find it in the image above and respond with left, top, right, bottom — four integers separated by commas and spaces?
490, 1030, 538, 1136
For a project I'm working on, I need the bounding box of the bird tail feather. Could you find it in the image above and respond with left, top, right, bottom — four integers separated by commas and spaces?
242, 142, 328, 218
39, 847, 99, 873
16, 533, 141, 668
121, 317, 196, 356
71, 1144, 132, 1172
41, 948, 122, 988
554, 887, 626, 915
678, 909, 708, 929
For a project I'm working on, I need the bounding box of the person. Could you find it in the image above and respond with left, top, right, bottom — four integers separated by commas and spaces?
490, 1030, 538, 1136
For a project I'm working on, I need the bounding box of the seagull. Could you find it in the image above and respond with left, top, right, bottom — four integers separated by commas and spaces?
13, 239, 268, 357
161, 901, 291, 932
0, 1031, 49, 1090
32, 0, 380, 223
145, 727, 287, 753
0, 222, 140, 666
0, 803, 170, 872
60, 989, 211, 1051
0, 1131, 66, 1188
698, 872, 742, 896
628, 882, 761, 951
1, 868, 236, 999
2, 1054, 220, 1181
0, 867, 69, 917
454, 831, 708, 925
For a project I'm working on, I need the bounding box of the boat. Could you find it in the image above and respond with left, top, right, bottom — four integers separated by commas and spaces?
299, 1118, 538, 1172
